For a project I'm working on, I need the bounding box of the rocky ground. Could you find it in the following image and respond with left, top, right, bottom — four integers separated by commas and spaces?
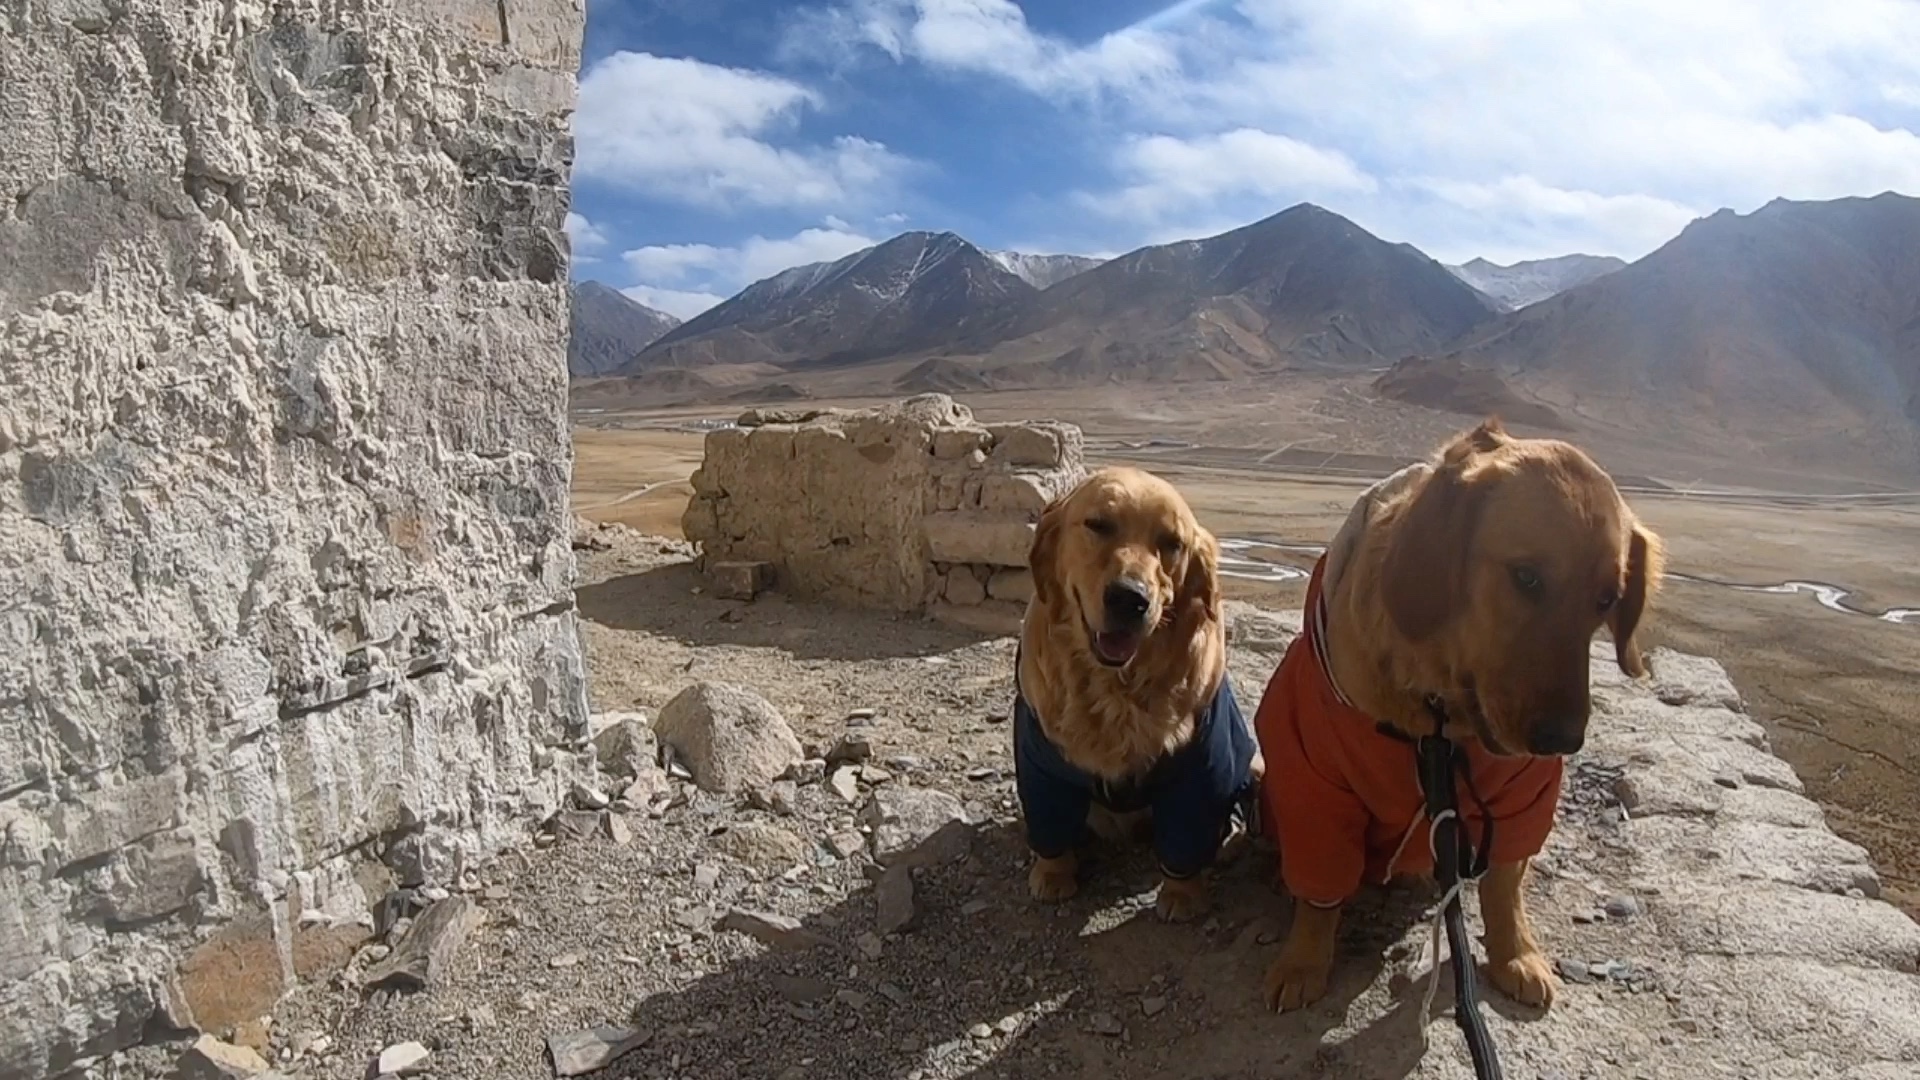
223, 526, 1919, 1080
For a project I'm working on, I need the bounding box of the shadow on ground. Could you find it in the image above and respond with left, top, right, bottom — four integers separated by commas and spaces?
603, 820, 1461, 1080
577, 563, 991, 663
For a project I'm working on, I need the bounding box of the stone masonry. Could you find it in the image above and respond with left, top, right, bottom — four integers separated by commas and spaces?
0, 2, 587, 1076
681, 394, 1087, 634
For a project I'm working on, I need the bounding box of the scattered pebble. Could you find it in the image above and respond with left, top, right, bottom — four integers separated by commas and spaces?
1604, 895, 1643, 920
847, 708, 878, 723
571, 782, 610, 811
1088, 1012, 1124, 1037
969, 1023, 994, 1040
546, 1026, 652, 1077
376, 1041, 432, 1077
718, 908, 831, 951
1141, 996, 1168, 1017
694, 863, 721, 889
827, 733, 874, 765
826, 830, 866, 859
549, 952, 581, 969
828, 766, 862, 803
1558, 958, 1595, 984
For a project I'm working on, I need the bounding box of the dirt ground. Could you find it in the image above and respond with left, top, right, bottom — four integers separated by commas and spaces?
570, 398, 1920, 920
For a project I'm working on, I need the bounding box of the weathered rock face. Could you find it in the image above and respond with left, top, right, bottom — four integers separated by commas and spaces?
681, 394, 1086, 633
0, 2, 586, 1076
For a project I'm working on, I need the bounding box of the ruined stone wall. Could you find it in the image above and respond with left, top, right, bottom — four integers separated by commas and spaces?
682, 395, 1085, 632
0, 2, 587, 1075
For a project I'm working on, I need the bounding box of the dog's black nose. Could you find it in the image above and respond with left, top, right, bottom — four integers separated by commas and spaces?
1103, 579, 1152, 623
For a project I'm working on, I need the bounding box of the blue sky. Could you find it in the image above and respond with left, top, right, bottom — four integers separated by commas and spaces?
568, 0, 1920, 319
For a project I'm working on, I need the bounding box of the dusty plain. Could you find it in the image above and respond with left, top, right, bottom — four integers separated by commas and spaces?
572, 387, 1920, 920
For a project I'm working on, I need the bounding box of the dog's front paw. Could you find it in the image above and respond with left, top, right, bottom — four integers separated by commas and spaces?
1154, 875, 1209, 922
1027, 854, 1079, 903
1484, 950, 1558, 1008
1262, 950, 1332, 1013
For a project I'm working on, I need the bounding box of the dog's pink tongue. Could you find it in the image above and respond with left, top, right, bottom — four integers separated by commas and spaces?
1095, 630, 1140, 664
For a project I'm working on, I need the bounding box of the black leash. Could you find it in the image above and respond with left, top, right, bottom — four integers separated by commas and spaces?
1416, 695, 1505, 1080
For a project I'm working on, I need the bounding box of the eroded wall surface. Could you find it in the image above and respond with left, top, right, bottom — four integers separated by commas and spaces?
0, 1, 588, 1074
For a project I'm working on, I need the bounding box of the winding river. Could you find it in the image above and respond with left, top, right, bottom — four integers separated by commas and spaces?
1216, 538, 1918, 625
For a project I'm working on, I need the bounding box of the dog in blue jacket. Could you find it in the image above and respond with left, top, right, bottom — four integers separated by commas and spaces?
1011, 467, 1262, 922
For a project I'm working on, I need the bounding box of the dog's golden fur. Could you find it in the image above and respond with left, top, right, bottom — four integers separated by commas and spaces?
1265, 418, 1665, 1012
1017, 466, 1252, 920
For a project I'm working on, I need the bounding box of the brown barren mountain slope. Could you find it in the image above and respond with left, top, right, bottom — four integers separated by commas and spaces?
1388, 193, 1920, 480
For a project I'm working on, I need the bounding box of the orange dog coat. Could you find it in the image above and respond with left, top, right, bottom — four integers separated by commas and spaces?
1253, 555, 1565, 908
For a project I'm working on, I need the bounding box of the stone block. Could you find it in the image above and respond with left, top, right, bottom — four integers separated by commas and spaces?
929, 600, 1026, 637
711, 561, 774, 601
978, 473, 1050, 516
95, 830, 205, 926
944, 567, 986, 605
931, 426, 989, 460
923, 514, 1035, 567
988, 422, 1081, 468
49, 774, 182, 867
986, 568, 1033, 604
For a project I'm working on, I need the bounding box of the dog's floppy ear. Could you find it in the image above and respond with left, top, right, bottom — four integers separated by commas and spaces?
1379, 426, 1500, 641
1178, 525, 1222, 622
1028, 496, 1067, 606
1610, 520, 1665, 677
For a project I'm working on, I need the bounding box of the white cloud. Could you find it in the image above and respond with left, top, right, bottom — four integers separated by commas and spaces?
574, 52, 912, 211
782, 0, 1180, 97
619, 226, 881, 320
1078, 128, 1378, 222
565, 211, 610, 254
786, 0, 1920, 262
621, 285, 730, 321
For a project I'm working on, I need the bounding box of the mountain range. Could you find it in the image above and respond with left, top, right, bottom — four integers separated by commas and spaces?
1444, 254, 1626, 311
569, 281, 679, 377
574, 192, 1920, 481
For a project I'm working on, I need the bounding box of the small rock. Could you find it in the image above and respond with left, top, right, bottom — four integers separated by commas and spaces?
718, 908, 831, 951
826, 734, 873, 766
590, 713, 658, 778
655, 682, 806, 794
362, 944, 392, 963
826, 830, 866, 859
550, 952, 582, 969
860, 765, 895, 786
466, 1004, 496, 1030
713, 821, 811, 873
1589, 961, 1614, 979
620, 768, 671, 806
1088, 1012, 1124, 1037
571, 782, 611, 811
875, 864, 917, 935
995, 1015, 1020, 1035
603, 813, 633, 846
483, 885, 510, 902
785, 759, 828, 785
861, 787, 971, 868
857, 932, 885, 961
1712, 772, 1742, 789
555, 810, 603, 840
828, 766, 861, 803
547, 1026, 653, 1077
749, 780, 800, 816
847, 708, 878, 723
884, 755, 925, 773
694, 863, 721, 889
1573, 910, 1605, 925
1140, 996, 1168, 1017
969, 1023, 994, 1040
1558, 958, 1594, 984
306, 1035, 332, 1057
835, 989, 870, 1009
966, 767, 996, 782
376, 1041, 432, 1076
1604, 895, 1643, 920
878, 981, 910, 1006
959, 898, 992, 916
177, 1034, 269, 1079
710, 559, 773, 601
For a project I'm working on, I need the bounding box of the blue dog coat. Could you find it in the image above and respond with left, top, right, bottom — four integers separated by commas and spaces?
1012, 650, 1259, 880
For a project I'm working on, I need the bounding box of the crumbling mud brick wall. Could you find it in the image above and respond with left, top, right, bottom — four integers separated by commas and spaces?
682, 394, 1086, 633
0, 1, 588, 1075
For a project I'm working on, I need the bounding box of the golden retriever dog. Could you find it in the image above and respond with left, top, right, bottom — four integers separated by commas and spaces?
1011, 466, 1264, 922
1252, 418, 1663, 1012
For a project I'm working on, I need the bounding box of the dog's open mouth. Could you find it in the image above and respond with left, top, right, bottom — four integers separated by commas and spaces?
1090, 626, 1143, 667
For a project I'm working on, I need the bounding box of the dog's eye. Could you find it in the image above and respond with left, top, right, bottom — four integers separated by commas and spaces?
1597, 588, 1619, 613
1509, 564, 1544, 597
1084, 518, 1115, 538
1157, 533, 1183, 557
